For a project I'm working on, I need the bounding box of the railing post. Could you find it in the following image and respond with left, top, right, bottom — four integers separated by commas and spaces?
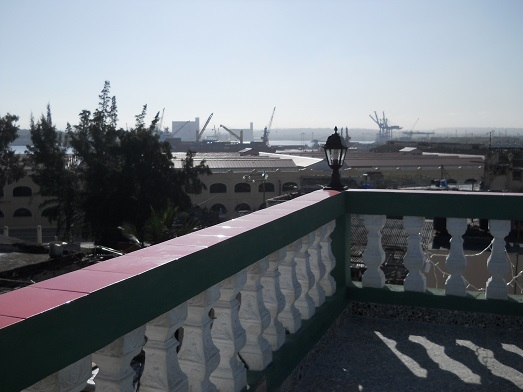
309, 225, 326, 306
445, 218, 468, 296
178, 286, 221, 392
361, 215, 386, 288
23, 356, 92, 392
486, 220, 511, 300
37, 225, 43, 245
140, 303, 188, 392
210, 271, 248, 392
294, 233, 316, 319
261, 249, 286, 351
92, 325, 146, 392
319, 220, 337, 295
278, 240, 302, 333
239, 259, 272, 371
403, 216, 427, 293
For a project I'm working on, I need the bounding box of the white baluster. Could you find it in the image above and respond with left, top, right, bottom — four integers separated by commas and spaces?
361, 215, 386, 288
319, 220, 336, 296
93, 325, 146, 392
445, 218, 468, 296
23, 356, 92, 392
141, 303, 188, 392
309, 226, 326, 307
210, 271, 247, 392
486, 220, 511, 300
403, 216, 427, 293
178, 286, 221, 392
294, 233, 316, 319
261, 249, 286, 351
278, 240, 302, 333
239, 259, 272, 371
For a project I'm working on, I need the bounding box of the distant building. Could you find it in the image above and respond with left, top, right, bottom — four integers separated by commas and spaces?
170, 118, 254, 142
172, 152, 319, 220
484, 147, 523, 192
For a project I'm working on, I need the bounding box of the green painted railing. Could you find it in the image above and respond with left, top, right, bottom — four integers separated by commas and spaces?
0, 189, 521, 392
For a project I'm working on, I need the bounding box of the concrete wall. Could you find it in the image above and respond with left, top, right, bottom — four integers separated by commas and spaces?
187, 169, 301, 220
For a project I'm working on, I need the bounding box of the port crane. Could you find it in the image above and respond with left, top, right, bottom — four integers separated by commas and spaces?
196, 113, 213, 141
262, 106, 276, 145
219, 124, 243, 144
155, 108, 165, 133
402, 117, 434, 139
369, 111, 402, 142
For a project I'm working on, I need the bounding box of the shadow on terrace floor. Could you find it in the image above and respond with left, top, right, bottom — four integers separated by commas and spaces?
285, 315, 523, 392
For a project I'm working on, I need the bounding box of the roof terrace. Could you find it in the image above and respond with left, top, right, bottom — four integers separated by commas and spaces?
0, 189, 521, 391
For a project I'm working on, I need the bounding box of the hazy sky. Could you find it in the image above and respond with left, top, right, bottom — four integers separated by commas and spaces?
1, 0, 522, 134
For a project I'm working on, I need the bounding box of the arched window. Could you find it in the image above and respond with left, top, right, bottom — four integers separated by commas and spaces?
210, 183, 227, 193
234, 183, 251, 193
14, 208, 32, 217
210, 203, 227, 215
13, 186, 32, 197
235, 203, 251, 215
0, 187, 3, 198
0, 210, 4, 218
282, 182, 298, 192
42, 207, 58, 219
259, 182, 275, 192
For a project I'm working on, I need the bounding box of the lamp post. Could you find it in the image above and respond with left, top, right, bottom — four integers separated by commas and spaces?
243, 171, 269, 209
322, 126, 348, 190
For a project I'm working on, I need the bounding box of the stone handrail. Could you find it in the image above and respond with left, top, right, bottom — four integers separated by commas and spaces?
0, 190, 348, 391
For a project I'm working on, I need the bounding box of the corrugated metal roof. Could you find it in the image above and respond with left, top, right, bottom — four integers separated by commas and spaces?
171, 152, 298, 171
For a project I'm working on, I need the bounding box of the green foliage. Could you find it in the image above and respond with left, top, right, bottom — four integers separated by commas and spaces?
61, 81, 210, 245
26, 81, 210, 245
26, 105, 82, 240
0, 113, 24, 187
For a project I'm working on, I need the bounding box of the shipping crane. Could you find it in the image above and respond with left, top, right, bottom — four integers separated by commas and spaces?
155, 108, 165, 133
219, 124, 243, 144
196, 113, 213, 141
262, 106, 276, 145
369, 111, 402, 142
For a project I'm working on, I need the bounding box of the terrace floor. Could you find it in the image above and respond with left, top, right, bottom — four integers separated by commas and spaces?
283, 307, 523, 392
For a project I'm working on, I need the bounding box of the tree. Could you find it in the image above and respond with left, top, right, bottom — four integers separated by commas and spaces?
0, 114, 24, 188
26, 105, 81, 240
63, 81, 210, 246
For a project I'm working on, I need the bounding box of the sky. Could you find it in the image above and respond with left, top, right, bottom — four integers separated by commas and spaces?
1, 0, 522, 135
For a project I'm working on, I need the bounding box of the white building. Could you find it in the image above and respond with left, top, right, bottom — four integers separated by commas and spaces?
170, 118, 254, 142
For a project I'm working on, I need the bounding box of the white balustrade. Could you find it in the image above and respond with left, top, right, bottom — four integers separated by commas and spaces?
178, 286, 221, 392
141, 303, 188, 392
319, 220, 336, 296
210, 271, 247, 392
444, 218, 468, 296
486, 220, 511, 300
24, 356, 92, 392
361, 215, 386, 288
239, 259, 272, 371
278, 240, 302, 333
308, 225, 326, 307
261, 249, 286, 351
294, 233, 316, 319
403, 216, 427, 293
92, 325, 146, 392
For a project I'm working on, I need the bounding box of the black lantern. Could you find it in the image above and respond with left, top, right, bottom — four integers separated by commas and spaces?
323, 126, 348, 190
